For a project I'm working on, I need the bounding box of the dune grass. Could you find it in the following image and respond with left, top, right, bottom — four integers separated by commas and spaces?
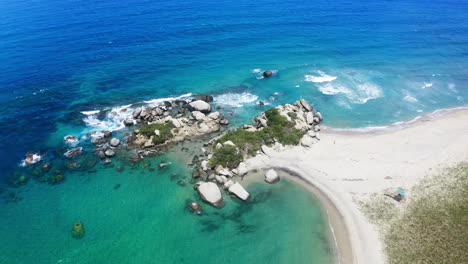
383, 163, 468, 264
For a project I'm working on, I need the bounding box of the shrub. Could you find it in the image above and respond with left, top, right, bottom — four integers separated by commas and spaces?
209, 145, 243, 168
210, 107, 306, 166
139, 122, 174, 144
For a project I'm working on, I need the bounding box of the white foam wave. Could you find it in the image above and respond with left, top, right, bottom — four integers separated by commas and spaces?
305, 70, 337, 83
326, 106, 468, 133
82, 93, 193, 132
20, 153, 42, 167
81, 110, 100, 115
317, 82, 383, 104
214, 92, 259, 107
421, 82, 433, 89
144, 93, 192, 106
403, 94, 418, 103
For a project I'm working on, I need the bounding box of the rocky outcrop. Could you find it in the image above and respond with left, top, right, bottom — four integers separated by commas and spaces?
265, 169, 280, 183
196, 182, 224, 207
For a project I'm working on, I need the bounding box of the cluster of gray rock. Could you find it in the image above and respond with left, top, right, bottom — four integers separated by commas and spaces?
89, 131, 121, 164
128, 96, 229, 149
190, 99, 322, 208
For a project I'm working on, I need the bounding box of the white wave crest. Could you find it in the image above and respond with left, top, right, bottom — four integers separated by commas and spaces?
81, 110, 100, 115
20, 153, 42, 167
144, 93, 192, 106
214, 92, 259, 107
82, 93, 193, 132
317, 82, 383, 104
421, 82, 433, 89
403, 94, 418, 103
305, 70, 337, 83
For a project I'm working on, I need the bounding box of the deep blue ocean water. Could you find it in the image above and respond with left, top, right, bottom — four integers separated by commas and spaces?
0, 0, 467, 263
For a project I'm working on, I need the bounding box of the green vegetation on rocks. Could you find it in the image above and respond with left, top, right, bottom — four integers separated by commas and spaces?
139, 122, 174, 144
210, 108, 306, 168
208, 145, 243, 168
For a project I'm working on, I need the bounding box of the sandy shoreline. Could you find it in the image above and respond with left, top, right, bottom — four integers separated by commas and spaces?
243, 108, 468, 264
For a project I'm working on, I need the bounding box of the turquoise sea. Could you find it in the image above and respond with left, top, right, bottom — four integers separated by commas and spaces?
1, 0, 467, 263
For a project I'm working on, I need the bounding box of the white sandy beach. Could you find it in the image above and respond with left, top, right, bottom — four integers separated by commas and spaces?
243, 108, 468, 264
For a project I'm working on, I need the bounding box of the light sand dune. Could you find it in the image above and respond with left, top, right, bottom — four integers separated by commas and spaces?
243, 109, 468, 264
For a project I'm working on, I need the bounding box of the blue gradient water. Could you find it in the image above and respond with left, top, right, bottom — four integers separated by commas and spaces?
0, 0, 467, 263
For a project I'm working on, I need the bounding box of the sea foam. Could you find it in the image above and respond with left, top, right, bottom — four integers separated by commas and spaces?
81, 93, 193, 132
305, 70, 337, 83
214, 92, 259, 107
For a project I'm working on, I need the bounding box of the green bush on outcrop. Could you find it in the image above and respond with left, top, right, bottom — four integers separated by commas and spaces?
210, 107, 305, 168
139, 122, 174, 144
208, 145, 243, 168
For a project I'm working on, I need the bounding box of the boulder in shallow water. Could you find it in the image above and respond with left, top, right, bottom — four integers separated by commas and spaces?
105, 149, 115, 157
64, 147, 82, 158
197, 182, 224, 207
188, 100, 211, 113
110, 138, 120, 147
228, 182, 250, 201
188, 201, 202, 215
265, 169, 280, 184
263, 70, 273, 78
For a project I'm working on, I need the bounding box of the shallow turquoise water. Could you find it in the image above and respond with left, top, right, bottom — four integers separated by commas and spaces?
0, 148, 331, 263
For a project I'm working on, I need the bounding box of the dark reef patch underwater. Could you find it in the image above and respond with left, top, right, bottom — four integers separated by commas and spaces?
1, 0, 468, 262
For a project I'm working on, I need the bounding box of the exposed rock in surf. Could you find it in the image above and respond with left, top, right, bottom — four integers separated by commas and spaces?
110, 138, 120, 147
124, 119, 134, 126
263, 70, 273, 78
105, 149, 115, 157
64, 147, 83, 158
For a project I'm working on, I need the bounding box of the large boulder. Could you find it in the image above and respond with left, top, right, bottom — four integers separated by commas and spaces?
197, 182, 224, 207
105, 149, 115, 157
64, 147, 83, 158
299, 99, 313, 112
263, 70, 273, 78
191, 111, 206, 120
188, 100, 211, 113
124, 118, 135, 126
132, 107, 142, 118
265, 169, 280, 184
194, 95, 214, 102
237, 162, 248, 176
110, 138, 120, 147
228, 182, 250, 201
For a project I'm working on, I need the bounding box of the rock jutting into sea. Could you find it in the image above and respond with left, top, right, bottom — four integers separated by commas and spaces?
190, 99, 322, 207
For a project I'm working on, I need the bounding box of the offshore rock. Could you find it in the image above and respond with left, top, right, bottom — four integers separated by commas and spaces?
263, 70, 273, 77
